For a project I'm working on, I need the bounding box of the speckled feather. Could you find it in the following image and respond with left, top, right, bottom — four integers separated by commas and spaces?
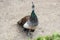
17, 15, 30, 27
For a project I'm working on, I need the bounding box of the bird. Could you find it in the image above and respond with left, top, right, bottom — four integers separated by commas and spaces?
17, 2, 38, 37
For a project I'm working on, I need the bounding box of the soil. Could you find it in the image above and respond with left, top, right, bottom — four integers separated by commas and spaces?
0, 0, 60, 40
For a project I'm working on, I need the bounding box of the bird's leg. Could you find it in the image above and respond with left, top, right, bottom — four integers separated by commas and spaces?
21, 28, 25, 32
27, 30, 33, 38
22, 28, 33, 38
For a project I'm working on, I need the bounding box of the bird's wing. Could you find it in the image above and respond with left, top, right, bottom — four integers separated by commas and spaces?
17, 15, 30, 26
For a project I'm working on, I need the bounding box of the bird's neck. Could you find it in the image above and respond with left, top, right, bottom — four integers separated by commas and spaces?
30, 10, 37, 23
30, 2, 38, 23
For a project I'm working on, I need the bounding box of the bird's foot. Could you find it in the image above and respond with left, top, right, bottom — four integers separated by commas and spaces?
27, 32, 33, 38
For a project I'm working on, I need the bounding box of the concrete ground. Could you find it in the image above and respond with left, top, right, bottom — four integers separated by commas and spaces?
0, 0, 60, 40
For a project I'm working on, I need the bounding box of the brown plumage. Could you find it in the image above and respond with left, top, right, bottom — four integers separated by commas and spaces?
17, 15, 35, 32
17, 16, 30, 26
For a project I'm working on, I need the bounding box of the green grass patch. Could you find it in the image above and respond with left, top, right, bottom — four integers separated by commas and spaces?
35, 33, 60, 40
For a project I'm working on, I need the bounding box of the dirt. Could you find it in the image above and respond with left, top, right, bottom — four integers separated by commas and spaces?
0, 0, 60, 40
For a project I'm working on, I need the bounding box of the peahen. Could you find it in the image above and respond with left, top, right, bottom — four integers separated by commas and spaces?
17, 2, 38, 37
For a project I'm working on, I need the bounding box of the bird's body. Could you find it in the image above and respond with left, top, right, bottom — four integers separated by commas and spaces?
17, 2, 38, 38
17, 15, 38, 31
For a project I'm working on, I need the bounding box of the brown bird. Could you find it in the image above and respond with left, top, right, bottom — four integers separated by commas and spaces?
17, 2, 38, 37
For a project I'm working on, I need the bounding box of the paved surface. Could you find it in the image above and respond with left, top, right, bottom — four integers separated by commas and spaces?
0, 0, 60, 40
